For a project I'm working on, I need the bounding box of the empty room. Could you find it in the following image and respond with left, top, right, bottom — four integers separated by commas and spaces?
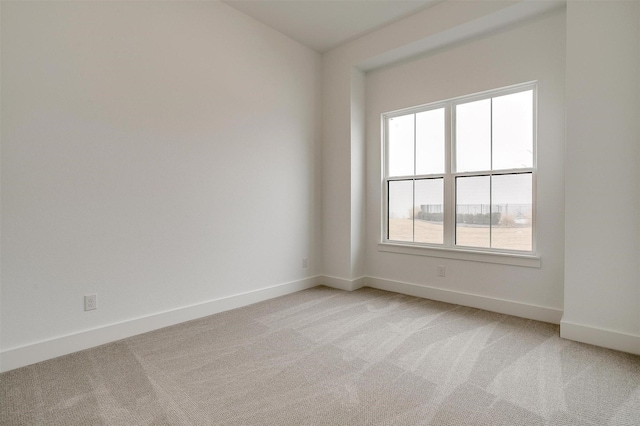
1, 0, 639, 424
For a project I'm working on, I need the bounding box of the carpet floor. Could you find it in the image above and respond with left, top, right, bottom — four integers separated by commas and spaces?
1, 286, 639, 425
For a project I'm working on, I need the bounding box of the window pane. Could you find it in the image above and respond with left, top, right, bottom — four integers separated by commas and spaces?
388, 114, 415, 177
415, 178, 443, 244
493, 90, 533, 170
456, 99, 491, 172
491, 173, 532, 251
456, 176, 490, 248
388, 180, 414, 242
416, 108, 445, 175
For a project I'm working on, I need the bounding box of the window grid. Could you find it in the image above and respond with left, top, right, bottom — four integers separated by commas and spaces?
383, 82, 536, 254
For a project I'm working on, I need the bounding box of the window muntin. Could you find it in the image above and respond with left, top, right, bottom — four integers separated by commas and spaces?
383, 83, 536, 254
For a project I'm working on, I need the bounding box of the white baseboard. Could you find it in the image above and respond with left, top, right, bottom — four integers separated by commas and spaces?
7, 275, 600, 373
0, 276, 321, 373
320, 275, 366, 292
366, 276, 563, 324
560, 320, 640, 355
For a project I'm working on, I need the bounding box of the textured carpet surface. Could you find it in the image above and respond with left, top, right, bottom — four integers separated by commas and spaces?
1, 286, 639, 425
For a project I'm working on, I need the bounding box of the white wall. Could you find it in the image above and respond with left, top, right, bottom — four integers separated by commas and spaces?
1, 1, 321, 369
3, 0, 638, 372
365, 10, 566, 318
321, 0, 534, 288
562, 1, 640, 354
321, 0, 566, 313
322, 0, 639, 354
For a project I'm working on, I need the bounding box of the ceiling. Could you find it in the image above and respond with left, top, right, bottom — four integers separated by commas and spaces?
222, 0, 441, 53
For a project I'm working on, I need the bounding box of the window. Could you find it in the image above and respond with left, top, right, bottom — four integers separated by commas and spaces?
383, 83, 536, 255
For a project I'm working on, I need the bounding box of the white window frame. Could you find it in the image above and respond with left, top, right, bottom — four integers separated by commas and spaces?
380, 82, 540, 268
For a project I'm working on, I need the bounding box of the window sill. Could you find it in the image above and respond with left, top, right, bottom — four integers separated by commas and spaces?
378, 242, 541, 268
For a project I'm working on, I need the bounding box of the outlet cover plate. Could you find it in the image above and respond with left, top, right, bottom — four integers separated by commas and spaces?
85, 294, 97, 311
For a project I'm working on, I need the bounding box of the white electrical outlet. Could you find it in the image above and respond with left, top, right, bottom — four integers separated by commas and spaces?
437, 265, 446, 277
302, 258, 308, 268
85, 294, 97, 311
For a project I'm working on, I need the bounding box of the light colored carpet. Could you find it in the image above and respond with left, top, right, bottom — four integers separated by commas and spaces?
1, 286, 639, 425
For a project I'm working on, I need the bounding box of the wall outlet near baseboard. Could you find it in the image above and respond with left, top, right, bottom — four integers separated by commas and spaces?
302, 258, 308, 268
85, 294, 97, 311
437, 265, 446, 277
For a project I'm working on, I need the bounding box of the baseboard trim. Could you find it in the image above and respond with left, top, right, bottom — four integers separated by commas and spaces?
320, 275, 366, 292
560, 320, 640, 355
0, 276, 321, 373
366, 276, 563, 324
